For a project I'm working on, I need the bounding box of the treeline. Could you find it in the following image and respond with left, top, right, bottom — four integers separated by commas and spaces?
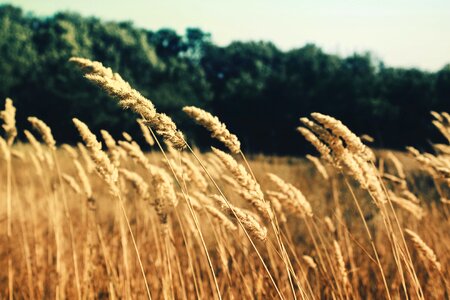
1, 4, 449, 154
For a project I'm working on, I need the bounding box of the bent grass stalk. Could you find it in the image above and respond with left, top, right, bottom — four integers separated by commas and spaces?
185, 142, 286, 300
148, 124, 285, 299
239, 150, 301, 299
147, 125, 222, 300
116, 192, 153, 299
342, 177, 392, 300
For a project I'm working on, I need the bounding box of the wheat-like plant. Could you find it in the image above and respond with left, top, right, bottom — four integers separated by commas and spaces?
405, 229, 442, 272
73, 118, 119, 194
2, 58, 449, 300
28, 116, 56, 150
183, 106, 241, 153
0, 98, 17, 145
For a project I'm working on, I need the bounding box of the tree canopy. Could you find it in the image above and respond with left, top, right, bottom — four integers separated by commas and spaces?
0, 5, 449, 154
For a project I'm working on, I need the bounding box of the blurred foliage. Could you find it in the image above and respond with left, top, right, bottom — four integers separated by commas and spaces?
0, 5, 449, 154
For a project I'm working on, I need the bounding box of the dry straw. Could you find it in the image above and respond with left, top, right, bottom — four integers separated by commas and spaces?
152, 166, 178, 225
28, 117, 56, 150
69, 57, 157, 121
265, 190, 287, 223
204, 205, 238, 232
120, 168, 150, 201
300, 114, 387, 204
267, 173, 313, 218
183, 106, 241, 153
77, 143, 95, 173
23, 130, 44, 161
0, 136, 10, 161
148, 113, 186, 150
61, 144, 79, 159
118, 139, 177, 224
388, 191, 424, 220
29, 151, 43, 175
11, 149, 24, 161
181, 156, 208, 192
122, 132, 133, 142
303, 255, 317, 270
118, 140, 149, 169
1, 98, 17, 145
405, 229, 441, 272
297, 127, 332, 163
212, 194, 268, 241
333, 240, 350, 287
212, 147, 272, 220
138, 119, 155, 146
62, 173, 82, 194
74, 160, 92, 200
311, 112, 373, 161
300, 117, 346, 161
306, 154, 329, 179
182, 193, 203, 211
72, 118, 118, 194
386, 152, 406, 180
324, 216, 336, 233
100, 129, 121, 167
70, 57, 185, 150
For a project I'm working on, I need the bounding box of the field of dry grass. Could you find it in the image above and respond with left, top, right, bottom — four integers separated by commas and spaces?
0, 58, 449, 299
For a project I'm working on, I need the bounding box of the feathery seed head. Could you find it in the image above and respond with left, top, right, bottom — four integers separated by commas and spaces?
152, 166, 177, 224
137, 119, 155, 146
183, 106, 241, 153
62, 173, 82, 194
311, 112, 373, 161
303, 255, 317, 269
204, 205, 238, 232
1, 98, 17, 145
267, 173, 313, 218
73, 118, 118, 194
144, 113, 186, 150
120, 168, 150, 201
212, 147, 272, 220
24, 129, 44, 161
405, 229, 441, 271
212, 194, 268, 241
28, 117, 56, 150
70, 57, 186, 150
61, 144, 78, 159
333, 240, 349, 286
297, 127, 333, 163
101, 129, 121, 167
74, 159, 92, 199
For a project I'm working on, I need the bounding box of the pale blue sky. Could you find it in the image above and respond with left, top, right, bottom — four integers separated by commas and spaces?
3, 0, 450, 71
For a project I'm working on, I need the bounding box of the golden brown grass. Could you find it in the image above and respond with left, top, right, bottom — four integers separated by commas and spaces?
0, 59, 449, 299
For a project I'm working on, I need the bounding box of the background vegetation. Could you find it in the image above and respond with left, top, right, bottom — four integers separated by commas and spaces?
1, 4, 449, 154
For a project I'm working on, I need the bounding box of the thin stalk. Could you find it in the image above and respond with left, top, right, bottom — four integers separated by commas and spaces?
96, 224, 119, 298
175, 152, 220, 295
304, 219, 344, 300
374, 165, 424, 299
52, 150, 82, 300
6, 154, 13, 300
116, 193, 152, 300
279, 230, 316, 300
148, 128, 222, 300
186, 143, 285, 299
164, 232, 175, 300
342, 177, 392, 300
239, 150, 300, 299
11, 170, 37, 300
173, 210, 202, 299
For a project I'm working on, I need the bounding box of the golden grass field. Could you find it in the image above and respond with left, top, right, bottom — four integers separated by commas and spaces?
0, 58, 449, 299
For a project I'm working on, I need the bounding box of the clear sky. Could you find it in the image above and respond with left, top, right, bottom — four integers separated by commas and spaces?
3, 0, 450, 71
